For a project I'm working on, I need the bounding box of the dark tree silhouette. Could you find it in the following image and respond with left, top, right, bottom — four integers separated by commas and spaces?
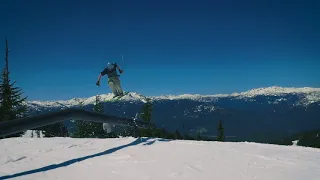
217, 120, 225, 142
0, 38, 28, 138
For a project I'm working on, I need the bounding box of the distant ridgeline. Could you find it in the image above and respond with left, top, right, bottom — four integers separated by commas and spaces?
26, 87, 320, 144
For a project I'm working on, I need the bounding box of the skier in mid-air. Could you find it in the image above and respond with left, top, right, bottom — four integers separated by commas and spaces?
96, 62, 124, 97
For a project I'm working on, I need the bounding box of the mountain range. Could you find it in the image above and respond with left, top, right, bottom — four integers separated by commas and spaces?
26, 86, 320, 142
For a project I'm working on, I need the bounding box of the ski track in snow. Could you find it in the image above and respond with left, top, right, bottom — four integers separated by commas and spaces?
1, 137, 320, 180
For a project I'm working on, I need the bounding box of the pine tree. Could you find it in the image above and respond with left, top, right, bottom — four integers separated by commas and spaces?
73, 95, 108, 138
36, 130, 41, 138
173, 129, 182, 139
138, 98, 155, 137
139, 98, 153, 123
217, 120, 225, 142
73, 98, 90, 138
40, 123, 69, 137
195, 130, 201, 141
36, 109, 69, 137
90, 95, 108, 138
183, 133, 194, 140
72, 100, 87, 138
0, 38, 28, 137
93, 95, 104, 113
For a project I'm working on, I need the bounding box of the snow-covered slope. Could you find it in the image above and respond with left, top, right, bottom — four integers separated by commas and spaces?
1, 137, 320, 180
28, 86, 320, 108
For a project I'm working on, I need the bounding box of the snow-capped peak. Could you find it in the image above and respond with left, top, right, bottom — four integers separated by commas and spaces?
152, 86, 320, 101
27, 86, 320, 108
229, 86, 320, 105
232, 86, 320, 97
28, 92, 149, 108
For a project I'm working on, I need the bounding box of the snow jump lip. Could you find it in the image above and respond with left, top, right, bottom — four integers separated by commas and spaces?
0, 108, 150, 138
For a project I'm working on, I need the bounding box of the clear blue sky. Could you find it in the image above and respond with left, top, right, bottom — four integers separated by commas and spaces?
0, 0, 319, 101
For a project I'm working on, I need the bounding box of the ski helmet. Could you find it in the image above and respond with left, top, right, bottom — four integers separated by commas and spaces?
107, 62, 114, 70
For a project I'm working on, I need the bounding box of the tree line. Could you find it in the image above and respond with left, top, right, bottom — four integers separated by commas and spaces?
70, 96, 226, 142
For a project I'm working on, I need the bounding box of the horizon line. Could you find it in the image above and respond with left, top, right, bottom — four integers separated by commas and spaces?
27, 86, 320, 102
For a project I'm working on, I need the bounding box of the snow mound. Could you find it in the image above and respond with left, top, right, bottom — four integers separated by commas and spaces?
1, 137, 320, 180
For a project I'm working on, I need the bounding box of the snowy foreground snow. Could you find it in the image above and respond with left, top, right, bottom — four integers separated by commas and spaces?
1, 137, 320, 180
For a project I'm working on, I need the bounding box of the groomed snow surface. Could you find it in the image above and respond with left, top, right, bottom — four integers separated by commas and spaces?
1, 137, 320, 180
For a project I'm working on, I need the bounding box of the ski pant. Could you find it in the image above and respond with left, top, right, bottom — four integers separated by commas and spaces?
108, 76, 123, 96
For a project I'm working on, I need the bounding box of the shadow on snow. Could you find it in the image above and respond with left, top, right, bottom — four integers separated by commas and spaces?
0, 137, 172, 179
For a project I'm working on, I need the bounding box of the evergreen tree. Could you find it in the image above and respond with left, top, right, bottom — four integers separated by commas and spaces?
36, 130, 41, 138
0, 38, 28, 137
217, 120, 225, 142
159, 127, 170, 138
73, 99, 91, 138
35, 109, 69, 138
195, 130, 201, 141
73, 95, 108, 138
91, 95, 109, 138
136, 99, 177, 140
173, 129, 182, 139
35, 110, 69, 138
183, 133, 194, 140
72, 100, 90, 138
137, 98, 155, 137
139, 98, 153, 123
40, 123, 69, 137
297, 130, 320, 148
93, 95, 104, 113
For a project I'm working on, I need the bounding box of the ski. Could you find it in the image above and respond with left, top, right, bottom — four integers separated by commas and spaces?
105, 91, 130, 102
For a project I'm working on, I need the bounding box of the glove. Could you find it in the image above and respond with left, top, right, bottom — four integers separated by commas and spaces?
96, 81, 100, 86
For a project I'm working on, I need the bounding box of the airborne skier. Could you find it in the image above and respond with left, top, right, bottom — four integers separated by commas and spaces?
96, 62, 125, 97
